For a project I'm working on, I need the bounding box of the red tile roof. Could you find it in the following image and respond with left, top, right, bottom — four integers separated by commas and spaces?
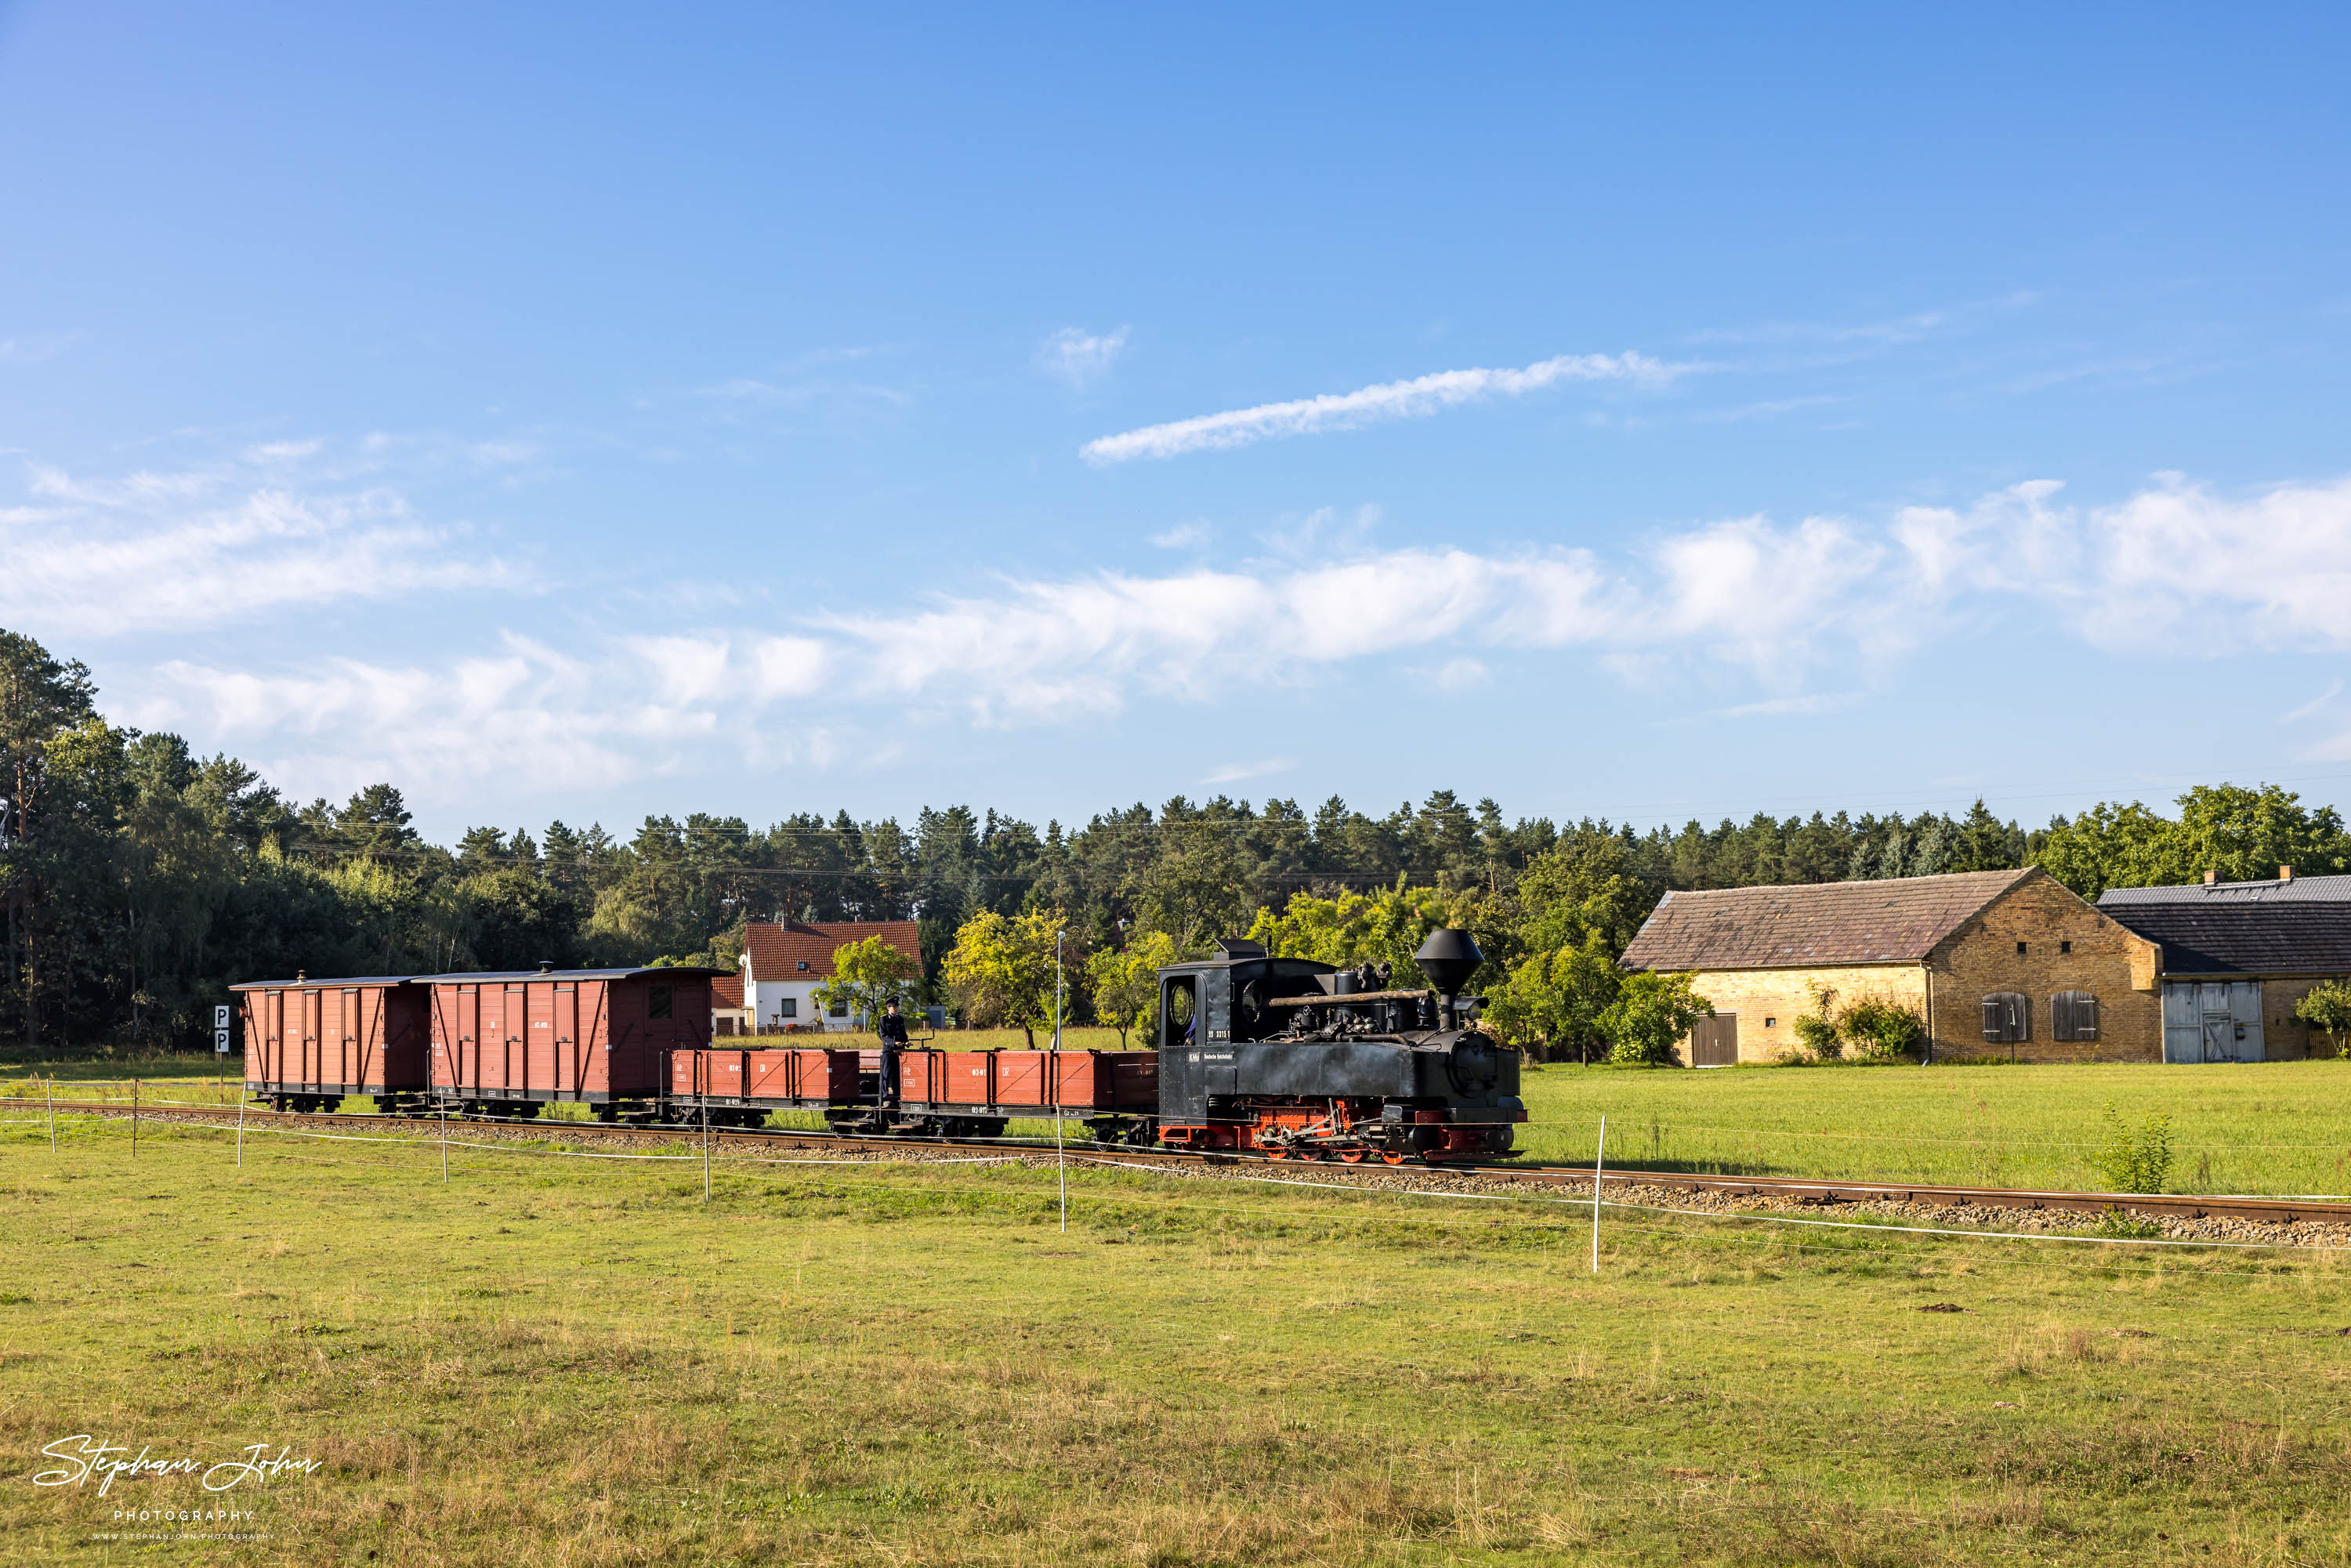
1620, 868, 2041, 971
711, 969, 744, 1009
743, 920, 922, 982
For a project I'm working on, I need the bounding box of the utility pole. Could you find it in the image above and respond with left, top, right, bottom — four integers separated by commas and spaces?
1056, 928, 1067, 1233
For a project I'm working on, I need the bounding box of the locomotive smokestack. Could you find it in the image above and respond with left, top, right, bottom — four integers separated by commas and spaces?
1413, 929, 1482, 1028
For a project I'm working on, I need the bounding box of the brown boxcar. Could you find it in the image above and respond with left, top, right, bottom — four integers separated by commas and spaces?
421, 967, 720, 1118
230, 976, 430, 1110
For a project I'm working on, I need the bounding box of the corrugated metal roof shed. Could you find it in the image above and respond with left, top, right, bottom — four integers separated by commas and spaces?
1619, 868, 2038, 972
2099, 873, 2351, 905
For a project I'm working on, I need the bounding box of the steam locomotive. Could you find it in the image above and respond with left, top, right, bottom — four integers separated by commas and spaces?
1152, 929, 1527, 1163
234, 930, 1526, 1166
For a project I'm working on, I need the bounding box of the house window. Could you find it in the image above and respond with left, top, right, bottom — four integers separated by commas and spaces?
828, 998, 849, 1018
797, 961, 810, 972
1980, 992, 2030, 1044
2051, 991, 2099, 1042
2016, 942, 2028, 956
647, 986, 673, 1020
2059, 940, 2071, 954
779, 998, 798, 1019
1764, 1017, 1777, 1027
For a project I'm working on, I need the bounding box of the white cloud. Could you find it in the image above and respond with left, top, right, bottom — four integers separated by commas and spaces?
0, 447, 513, 636
1038, 327, 1129, 390
1712, 692, 1864, 718
2284, 680, 2342, 724
1150, 521, 1210, 549
1081, 351, 1684, 463
132, 631, 843, 809
1889, 473, 2351, 655
1203, 758, 1296, 785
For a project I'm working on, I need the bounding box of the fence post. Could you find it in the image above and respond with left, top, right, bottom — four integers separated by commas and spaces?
440, 1101, 449, 1183
1054, 1051, 1067, 1233
703, 1103, 712, 1203
132, 1078, 139, 1158
46, 1074, 56, 1153
1591, 1114, 1607, 1274
235, 1086, 245, 1169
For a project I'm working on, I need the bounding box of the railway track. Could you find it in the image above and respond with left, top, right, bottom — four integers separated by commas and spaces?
19, 1095, 2351, 1227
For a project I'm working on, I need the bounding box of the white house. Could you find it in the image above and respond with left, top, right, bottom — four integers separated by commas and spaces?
735, 918, 923, 1034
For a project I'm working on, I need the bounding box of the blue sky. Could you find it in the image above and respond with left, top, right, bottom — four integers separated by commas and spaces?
5, 2, 2351, 842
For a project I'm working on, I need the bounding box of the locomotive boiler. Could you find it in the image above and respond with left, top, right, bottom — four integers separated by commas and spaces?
1154, 929, 1526, 1164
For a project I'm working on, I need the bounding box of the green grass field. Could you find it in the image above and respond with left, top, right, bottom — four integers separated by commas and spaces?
11, 1051, 2351, 1197
5, 1110, 2350, 1565
1509, 1060, 2351, 1196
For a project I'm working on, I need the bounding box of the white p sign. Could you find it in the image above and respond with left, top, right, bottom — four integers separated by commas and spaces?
214, 1030, 231, 1054
214, 1005, 230, 1028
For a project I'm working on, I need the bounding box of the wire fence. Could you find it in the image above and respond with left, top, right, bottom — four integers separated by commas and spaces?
16, 1101, 2349, 1269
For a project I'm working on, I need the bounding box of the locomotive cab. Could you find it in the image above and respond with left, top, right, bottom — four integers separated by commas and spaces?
1154, 932, 1526, 1165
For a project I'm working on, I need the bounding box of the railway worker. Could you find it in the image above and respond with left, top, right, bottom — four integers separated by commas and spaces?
877, 998, 910, 1105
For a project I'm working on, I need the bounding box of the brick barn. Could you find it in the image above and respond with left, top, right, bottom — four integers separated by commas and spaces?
2096, 870, 2351, 1063
1617, 867, 2161, 1065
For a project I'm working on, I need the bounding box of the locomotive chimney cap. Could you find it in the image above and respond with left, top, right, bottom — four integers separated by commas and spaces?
1412, 928, 1483, 996
538, 959, 554, 973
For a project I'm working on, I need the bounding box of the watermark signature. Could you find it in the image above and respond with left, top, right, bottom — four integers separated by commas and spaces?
33, 1436, 321, 1497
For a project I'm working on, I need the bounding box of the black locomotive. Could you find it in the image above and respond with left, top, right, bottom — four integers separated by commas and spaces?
1153, 929, 1525, 1164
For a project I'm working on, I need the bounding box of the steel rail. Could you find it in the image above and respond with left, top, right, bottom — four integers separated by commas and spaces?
21, 1095, 2351, 1226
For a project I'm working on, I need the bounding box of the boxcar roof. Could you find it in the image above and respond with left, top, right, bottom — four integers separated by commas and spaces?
411, 967, 730, 983
229, 975, 421, 990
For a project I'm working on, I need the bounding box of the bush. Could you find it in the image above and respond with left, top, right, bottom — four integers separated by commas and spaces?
1598, 971, 1712, 1066
2295, 979, 2351, 1059
2092, 1102, 2173, 1194
1838, 995, 1925, 1063
1791, 1014, 1841, 1061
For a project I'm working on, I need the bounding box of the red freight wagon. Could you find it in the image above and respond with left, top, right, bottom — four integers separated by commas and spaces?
230, 976, 429, 1112
840, 1048, 1159, 1139
420, 966, 721, 1120
669, 1047, 860, 1128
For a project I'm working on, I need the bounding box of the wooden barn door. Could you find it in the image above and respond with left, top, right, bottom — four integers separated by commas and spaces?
1689, 1013, 1739, 1067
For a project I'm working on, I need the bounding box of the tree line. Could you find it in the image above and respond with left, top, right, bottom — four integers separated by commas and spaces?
6, 625, 2348, 1055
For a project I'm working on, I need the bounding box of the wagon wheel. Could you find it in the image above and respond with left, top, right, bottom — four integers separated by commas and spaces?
1381, 1150, 1407, 1166
1265, 1146, 1291, 1161
1338, 1149, 1367, 1164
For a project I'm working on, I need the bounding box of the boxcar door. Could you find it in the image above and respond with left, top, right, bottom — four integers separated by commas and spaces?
459, 987, 480, 1097
556, 983, 580, 1095
527, 983, 556, 1098
353, 988, 376, 1092
343, 992, 364, 1091
302, 989, 324, 1088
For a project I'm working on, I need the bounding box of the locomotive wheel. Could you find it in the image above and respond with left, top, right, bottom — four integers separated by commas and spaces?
1338, 1149, 1367, 1164
1266, 1146, 1291, 1161
1381, 1150, 1407, 1166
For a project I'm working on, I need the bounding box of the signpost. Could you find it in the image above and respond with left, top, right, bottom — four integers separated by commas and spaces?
215, 1004, 230, 1100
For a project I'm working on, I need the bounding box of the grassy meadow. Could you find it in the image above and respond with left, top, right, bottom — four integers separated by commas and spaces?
11, 1050, 2351, 1196
6, 1110, 2351, 1566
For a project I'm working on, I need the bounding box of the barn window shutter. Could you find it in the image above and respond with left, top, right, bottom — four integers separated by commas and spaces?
1981, 998, 2004, 1042
2011, 992, 2030, 1042
2050, 993, 2072, 1042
